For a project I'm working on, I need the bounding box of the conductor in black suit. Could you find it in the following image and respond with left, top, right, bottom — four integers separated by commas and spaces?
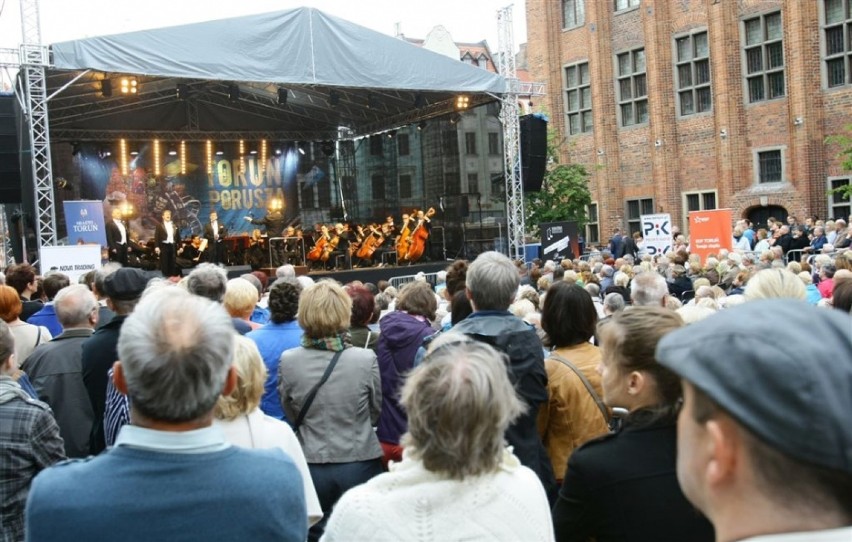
154, 209, 181, 276
204, 211, 228, 265
105, 208, 128, 266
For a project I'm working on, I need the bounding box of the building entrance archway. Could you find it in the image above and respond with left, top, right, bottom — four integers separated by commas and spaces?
747, 205, 788, 230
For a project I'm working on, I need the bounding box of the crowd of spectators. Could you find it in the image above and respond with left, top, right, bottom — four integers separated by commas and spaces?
0, 227, 850, 541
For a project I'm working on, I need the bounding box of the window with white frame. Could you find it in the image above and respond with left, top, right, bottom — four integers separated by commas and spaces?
755, 149, 784, 183
615, 0, 640, 11
744, 12, 785, 103
563, 0, 585, 28
586, 203, 599, 245
478, 55, 489, 69
675, 31, 712, 115
828, 177, 851, 219
626, 198, 654, 235
617, 48, 648, 126
565, 62, 593, 135
823, 0, 852, 87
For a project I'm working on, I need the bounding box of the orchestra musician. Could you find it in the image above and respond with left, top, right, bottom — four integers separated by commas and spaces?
177, 235, 208, 271
282, 226, 303, 266
105, 208, 129, 265
203, 211, 228, 265
154, 209, 181, 277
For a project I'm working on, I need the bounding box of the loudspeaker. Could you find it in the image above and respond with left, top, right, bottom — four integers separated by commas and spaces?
520, 114, 548, 192
0, 97, 22, 204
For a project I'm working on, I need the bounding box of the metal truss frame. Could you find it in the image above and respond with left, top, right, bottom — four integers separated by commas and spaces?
497, 5, 525, 262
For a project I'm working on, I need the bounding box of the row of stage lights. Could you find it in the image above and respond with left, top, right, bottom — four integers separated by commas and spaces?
108, 139, 277, 177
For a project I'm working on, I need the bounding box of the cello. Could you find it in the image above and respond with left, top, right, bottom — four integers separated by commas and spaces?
396, 212, 415, 262
356, 224, 384, 261
307, 225, 330, 262
405, 207, 436, 263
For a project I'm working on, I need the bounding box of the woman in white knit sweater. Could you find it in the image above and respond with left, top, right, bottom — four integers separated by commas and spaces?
321, 335, 555, 542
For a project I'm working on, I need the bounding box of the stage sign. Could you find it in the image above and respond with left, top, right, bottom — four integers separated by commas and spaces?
540, 221, 579, 261
689, 209, 733, 264
641, 213, 672, 257
63, 200, 107, 246
40, 245, 102, 283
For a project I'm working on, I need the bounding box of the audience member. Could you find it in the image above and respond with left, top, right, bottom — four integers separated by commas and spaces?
0, 285, 52, 366
26, 273, 70, 337
4, 264, 43, 321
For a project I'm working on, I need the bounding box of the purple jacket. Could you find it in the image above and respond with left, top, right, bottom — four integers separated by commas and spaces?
375, 311, 435, 444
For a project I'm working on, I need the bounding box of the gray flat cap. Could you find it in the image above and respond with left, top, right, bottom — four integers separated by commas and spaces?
103, 268, 150, 301
656, 299, 852, 474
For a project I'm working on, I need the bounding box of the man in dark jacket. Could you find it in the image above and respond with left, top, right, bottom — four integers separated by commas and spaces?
448, 251, 557, 504
608, 228, 625, 259
81, 267, 149, 454
22, 284, 99, 458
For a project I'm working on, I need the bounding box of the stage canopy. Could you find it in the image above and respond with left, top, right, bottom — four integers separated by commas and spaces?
45, 7, 507, 142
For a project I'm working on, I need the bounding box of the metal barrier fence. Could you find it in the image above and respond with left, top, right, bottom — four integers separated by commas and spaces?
389, 272, 441, 291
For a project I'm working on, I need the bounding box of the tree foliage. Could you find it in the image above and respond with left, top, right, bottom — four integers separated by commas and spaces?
826, 124, 852, 200
523, 124, 592, 238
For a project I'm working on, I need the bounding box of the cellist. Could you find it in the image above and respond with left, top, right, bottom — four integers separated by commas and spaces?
395, 212, 415, 263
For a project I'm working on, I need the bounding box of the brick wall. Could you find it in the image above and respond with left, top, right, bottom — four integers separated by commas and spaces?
527, 0, 852, 242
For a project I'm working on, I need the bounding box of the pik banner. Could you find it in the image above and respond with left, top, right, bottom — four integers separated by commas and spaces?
63, 200, 107, 246
540, 221, 579, 261
640, 213, 672, 257
689, 209, 733, 263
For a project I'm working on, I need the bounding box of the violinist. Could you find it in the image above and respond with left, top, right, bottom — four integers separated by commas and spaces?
176, 234, 208, 271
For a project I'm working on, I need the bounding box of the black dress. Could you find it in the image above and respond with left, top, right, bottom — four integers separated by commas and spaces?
552, 410, 714, 542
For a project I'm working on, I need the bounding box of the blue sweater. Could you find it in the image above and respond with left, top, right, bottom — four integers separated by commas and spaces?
26, 445, 307, 542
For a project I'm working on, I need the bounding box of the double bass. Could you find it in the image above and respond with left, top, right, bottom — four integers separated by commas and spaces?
396, 213, 415, 261
405, 208, 436, 263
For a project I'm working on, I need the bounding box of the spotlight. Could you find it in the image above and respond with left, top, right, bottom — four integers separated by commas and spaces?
130, 149, 139, 156
297, 142, 306, 155
120, 77, 138, 95
414, 93, 427, 108
274, 147, 282, 155
168, 145, 178, 156
215, 149, 224, 156
386, 130, 397, 139
417, 121, 427, 131
329, 90, 340, 106
321, 141, 335, 157
277, 88, 288, 105
176, 83, 189, 100
449, 113, 462, 125
249, 148, 258, 155
228, 84, 240, 101
101, 79, 112, 97
99, 147, 112, 158
455, 95, 470, 110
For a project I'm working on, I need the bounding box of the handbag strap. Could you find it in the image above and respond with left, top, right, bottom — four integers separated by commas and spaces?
293, 349, 344, 433
548, 352, 610, 423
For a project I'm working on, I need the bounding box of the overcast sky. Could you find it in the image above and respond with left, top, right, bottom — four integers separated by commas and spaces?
0, 0, 527, 51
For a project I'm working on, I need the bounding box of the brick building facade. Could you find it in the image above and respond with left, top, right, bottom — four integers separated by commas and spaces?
526, 0, 852, 247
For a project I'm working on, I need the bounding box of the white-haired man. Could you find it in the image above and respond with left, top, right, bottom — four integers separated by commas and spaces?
630, 272, 669, 307
26, 288, 307, 541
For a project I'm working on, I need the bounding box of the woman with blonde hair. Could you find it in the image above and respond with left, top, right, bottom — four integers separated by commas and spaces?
323, 337, 554, 542
215, 335, 322, 526
552, 308, 713, 541
223, 278, 262, 331
278, 280, 382, 541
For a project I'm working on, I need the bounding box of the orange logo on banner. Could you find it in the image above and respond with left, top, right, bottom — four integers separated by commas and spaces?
689, 209, 733, 264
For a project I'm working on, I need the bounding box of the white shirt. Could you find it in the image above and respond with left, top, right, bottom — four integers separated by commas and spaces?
113, 219, 127, 244
211, 221, 219, 241
215, 409, 323, 526
739, 527, 852, 541
164, 221, 174, 243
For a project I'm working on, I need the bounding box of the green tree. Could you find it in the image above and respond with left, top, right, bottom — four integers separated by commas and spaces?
524, 123, 592, 238
826, 124, 852, 202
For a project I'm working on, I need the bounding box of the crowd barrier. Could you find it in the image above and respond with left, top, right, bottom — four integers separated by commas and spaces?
389, 272, 440, 290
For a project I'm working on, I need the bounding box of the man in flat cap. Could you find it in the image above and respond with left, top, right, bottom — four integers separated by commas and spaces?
81, 267, 150, 454
656, 299, 852, 541
26, 288, 307, 541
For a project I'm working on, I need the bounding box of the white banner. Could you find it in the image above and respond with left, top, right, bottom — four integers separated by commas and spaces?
640, 213, 672, 257
40, 246, 103, 283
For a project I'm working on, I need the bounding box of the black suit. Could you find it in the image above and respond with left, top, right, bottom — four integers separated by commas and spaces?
622, 235, 639, 260
154, 221, 181, 276
204, 221, 228, 265
81, 314, 127, 454
553, 412, 714, 542
105, 220, 128, 265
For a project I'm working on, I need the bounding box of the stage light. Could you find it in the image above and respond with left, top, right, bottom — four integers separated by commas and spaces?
277, 88, 288, 105
180, 141, 187, 175
206, 140, 213, 175
215, 149, 224, 156
153, 139, 161, 175
297, 142, 306, 155
386, 130, 397, 139
168, 144, 177, 156
455, 95, 470, 110
329, 90, 340, 106
274, 147, 283, 156
260, 140, 268, 173
176, 83, 189, 100
417, 121, 427, 131
100, 147, 112, 158
228, 84, 240, 101
120, 139, 128, 175
449, 113, 462, 125
414, 93, 427, 108
101, 79, 112, 97
120, 77, 138, 95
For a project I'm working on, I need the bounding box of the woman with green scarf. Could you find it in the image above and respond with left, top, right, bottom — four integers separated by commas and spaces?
278, 279, 382, 542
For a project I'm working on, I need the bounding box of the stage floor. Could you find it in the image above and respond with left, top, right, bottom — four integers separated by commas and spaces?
305, 261, 449, 285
